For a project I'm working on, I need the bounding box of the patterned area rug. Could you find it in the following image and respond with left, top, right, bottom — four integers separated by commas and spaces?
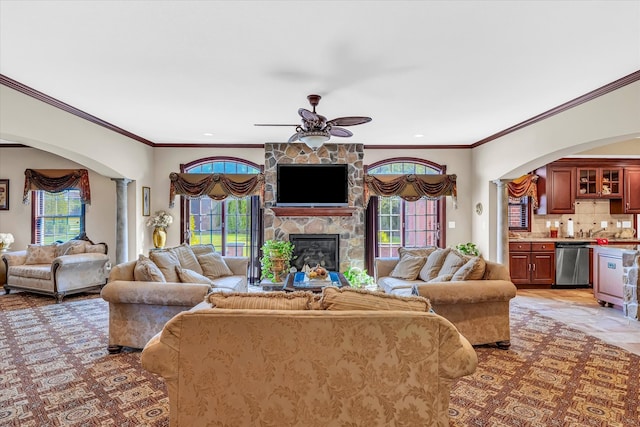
450, 307, 640, 427
1, 292, 638, 426
0, 293, 168, 427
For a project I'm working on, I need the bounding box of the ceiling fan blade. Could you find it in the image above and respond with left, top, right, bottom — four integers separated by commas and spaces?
327, 116, 372, 126
329, 127, 353, 138
299, 108, 319, 122
254, 124, 299, 127
288, 132, 300, 143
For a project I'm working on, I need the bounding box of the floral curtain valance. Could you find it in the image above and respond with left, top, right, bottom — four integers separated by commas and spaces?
169, 172, 265, 208
23, 169, 91, 204
364, 174, 457, 207
507, 174, 539, 209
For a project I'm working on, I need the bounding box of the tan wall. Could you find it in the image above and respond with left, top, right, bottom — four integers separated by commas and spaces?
363, 148, 473, 250
1, 81, 638, 263
0, 147, 117, 264
471, 81, 640, 259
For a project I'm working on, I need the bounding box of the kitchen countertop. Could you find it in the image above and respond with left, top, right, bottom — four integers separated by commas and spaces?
509, 237, 640, 244
588, 244, 640, 251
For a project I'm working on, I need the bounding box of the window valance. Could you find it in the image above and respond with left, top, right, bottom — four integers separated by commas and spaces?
364, 174, 457, 207
23, 169, 91, 204
169, 172, 265, 208
507, 174, 539, 209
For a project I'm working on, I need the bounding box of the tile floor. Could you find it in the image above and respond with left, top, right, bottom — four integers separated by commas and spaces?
513, 288, 640, 356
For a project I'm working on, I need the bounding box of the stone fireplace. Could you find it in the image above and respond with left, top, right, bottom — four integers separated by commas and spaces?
289, 234, 340, 272
263, 143, 365, 272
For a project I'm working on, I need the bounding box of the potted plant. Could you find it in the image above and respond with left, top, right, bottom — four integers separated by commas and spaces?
260, 239, 295, 282
455, 242, 480, 256
343, 266, 376, 289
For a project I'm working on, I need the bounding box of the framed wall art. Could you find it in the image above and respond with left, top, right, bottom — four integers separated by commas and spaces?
0, 179, 9, 210
142, 186, 151, 216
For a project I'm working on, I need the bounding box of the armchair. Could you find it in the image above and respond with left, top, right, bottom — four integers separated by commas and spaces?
2, 235, 109, 303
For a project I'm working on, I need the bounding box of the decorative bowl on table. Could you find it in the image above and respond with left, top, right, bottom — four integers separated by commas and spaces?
307, 265, 328, 281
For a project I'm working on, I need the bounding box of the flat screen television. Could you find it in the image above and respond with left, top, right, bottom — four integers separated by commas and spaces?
277, 164, 349, 207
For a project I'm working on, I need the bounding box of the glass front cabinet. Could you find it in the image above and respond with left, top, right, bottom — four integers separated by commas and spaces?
576, 167, 623, 199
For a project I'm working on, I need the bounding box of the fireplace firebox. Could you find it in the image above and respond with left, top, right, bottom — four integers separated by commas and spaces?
289, 234, 339, 272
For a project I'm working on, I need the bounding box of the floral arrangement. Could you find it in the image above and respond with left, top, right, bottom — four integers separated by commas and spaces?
146, 210, 173, 228
0, 232, 15, 249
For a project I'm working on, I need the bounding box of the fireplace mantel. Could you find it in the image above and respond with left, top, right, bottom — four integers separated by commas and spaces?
271, 207, 356, 217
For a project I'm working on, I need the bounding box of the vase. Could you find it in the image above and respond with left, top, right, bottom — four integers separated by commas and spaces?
153, 227, 167, 249
270, 257, 287, 283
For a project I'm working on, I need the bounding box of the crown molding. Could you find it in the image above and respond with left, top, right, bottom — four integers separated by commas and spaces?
471, 69, 640, 148
0, 74, 156, 147
3, 70, 639, 150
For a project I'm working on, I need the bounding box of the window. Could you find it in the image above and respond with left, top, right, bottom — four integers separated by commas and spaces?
182, 157, 262, 283
508, 196, 531, 231
367, 159, 444, 257
33, 190, 85, 244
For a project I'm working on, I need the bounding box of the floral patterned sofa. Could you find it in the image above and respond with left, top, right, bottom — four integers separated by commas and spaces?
2, 234, 109, 303
141, 288, 477, 427
101, 243, 248, 353
375, 246, 517, 349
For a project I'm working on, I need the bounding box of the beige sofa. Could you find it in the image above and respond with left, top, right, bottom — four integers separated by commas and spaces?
2, 235, 109, 303
141, 288, 478, 427
375, 247, 517, 349
101, 243, 248, 353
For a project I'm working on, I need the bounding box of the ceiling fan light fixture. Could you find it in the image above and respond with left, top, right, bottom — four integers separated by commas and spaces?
299, 130, 330, 150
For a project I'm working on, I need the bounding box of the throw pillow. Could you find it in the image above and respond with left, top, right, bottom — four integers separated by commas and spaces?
149, 250, 181, 282
55, 239, 86, 256
418, 247, 450, 282
208, 291, 313, 310
198, 252, 233, 279
437, 250, 467, 276
176, 266, 214, 286
190, 244, 216, 256
428, 274, 453, 283
389, 253, 427, 280
25, 244, 58, 265
321, 287, 431, 312
134, 255, 166, 282
397, 247, 436, 259
452, 256, 486, 281
171, 243, 203, 274
86, 243, 107, 254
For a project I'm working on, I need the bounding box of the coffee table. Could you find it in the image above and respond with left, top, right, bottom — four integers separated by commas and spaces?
282, 271, 350, 293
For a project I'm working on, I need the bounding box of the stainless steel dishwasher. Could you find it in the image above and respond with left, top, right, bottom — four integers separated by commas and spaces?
555, 241, 590, 287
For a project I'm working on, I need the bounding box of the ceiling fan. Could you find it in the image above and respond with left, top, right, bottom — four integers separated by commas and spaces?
255, 94, 372, 149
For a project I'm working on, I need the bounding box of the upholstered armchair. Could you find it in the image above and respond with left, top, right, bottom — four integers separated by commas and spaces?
2, 235, 109, 303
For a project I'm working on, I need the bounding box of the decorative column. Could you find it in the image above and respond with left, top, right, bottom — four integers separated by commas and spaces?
111, 178, 132, 265
493, 179, 509, 265
622, 250, 640, 321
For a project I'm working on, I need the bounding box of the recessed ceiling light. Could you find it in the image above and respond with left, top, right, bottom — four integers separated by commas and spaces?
414, 134, 424, 138
203, 133, 214, 136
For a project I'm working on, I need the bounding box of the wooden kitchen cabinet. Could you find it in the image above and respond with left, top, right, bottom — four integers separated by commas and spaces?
611, 167, 640, 214
546, 166, 575, 214
576, 167, 623, 199
508, 242, 555, 288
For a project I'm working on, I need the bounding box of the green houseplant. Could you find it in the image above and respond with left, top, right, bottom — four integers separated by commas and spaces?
455, 242, 480, 256
260, 239, 295, 282
343, 266, 375, 288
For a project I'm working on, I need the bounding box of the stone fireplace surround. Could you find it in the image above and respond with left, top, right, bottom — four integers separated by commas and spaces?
264, 143, 365, 272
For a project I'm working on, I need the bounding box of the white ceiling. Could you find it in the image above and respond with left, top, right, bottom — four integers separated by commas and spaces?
1, 1, 639, 147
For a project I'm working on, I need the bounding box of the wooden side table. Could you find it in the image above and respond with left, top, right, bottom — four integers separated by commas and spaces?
1, 250, 13, 288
